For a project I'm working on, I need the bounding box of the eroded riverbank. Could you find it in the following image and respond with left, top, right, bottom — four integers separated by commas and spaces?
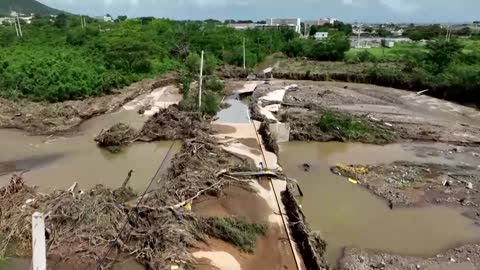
251, 77, 480, 269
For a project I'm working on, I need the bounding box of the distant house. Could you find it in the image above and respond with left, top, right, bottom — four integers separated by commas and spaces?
305, 18, 337, 26
391, 29, 404, 36
228, 23, 256, 30
0, 11, 34, 25
382, 39, 395, 48
258, 18, 302, 34
104, 14, 113, 22
314, 32, 329, 40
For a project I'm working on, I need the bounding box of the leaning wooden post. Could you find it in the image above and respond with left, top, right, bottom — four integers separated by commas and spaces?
198, 50, 204, 110
32, 212, 47, 270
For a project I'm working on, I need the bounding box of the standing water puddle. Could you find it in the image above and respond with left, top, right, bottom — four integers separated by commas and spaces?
280, 141, 480, 265
0, 109, 179, 192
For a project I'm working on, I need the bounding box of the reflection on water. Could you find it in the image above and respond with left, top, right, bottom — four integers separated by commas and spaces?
215, 94, 251, 124
280, 141, 480, 265
0, 109, 179, 192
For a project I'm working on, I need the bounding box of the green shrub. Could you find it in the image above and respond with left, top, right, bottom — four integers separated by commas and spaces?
309, 33, 350, 61
318, 110, 394, 143
201, 91, 221, 116
203, 217, 268, 252
357, 50, 376, 62
205, 77, 224, 93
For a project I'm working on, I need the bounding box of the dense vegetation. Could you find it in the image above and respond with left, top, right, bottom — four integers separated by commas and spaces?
282, 32, 351, 61
1, 13, 479, 107
0, 0, 62, 16
359, 39, 480, 104
0, 14, 295, 102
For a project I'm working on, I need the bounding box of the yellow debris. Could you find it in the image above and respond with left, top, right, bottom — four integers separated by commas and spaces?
171, 265, 180, 270
348, 178, 358, 184
336, 163, 368, 175
184, 202, 192, 211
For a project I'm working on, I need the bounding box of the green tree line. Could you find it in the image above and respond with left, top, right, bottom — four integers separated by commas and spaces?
0, 14, 296, 102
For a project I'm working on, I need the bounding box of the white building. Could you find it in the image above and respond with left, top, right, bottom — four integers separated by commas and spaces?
314, 32, 329, 40
264, 18, 301, 33
228, 23, 256, 30
0, 12, 34, 25
391, 29, 405, 36
104, 15, 113, 22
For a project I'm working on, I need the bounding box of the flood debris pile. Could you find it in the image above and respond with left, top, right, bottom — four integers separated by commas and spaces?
0, 175, 136, 269
332, 161, 480, 221
94, 123, 138, 152
281, 185, 329, 270
317, 110, 396, 144
156, 136, 252, 206
138, 105, 210, 141
1, 108, 260, 269
282, 108, 396, 144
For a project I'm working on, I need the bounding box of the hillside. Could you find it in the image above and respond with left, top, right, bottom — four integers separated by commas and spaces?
0, 0, 63, 16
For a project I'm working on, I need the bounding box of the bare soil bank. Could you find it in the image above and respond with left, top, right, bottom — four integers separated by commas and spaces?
0, 75, 176, 135
272, 59, 480, 106
339, 244, 480, 270
254, 80, 480, 145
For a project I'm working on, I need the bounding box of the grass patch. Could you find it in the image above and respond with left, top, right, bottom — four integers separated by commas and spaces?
203, 217, 268, 253
345, 43, 425, 62
318, 110, 395, 143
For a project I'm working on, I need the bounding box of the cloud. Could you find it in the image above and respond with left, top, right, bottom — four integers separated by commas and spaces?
177, 0, 251, 8
37, 0, 480, 22
379, 0, 417, 14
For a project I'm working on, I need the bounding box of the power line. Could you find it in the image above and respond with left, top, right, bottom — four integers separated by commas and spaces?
95, 141, 177, 270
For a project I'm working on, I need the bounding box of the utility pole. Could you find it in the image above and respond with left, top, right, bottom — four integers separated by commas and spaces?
357, 24, 361, 48
81, 16, 84, 28
446, 24, 451, 42
84, 17, 87, 27
16, 15, 23, 37
198, 50, 204, 110
14, 18, 19, 37
243, 37, 246, 70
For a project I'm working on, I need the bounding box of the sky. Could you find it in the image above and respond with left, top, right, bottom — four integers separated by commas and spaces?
38, 0, 479, 23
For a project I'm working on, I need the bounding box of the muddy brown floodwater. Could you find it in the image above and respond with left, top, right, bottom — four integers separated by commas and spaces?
279, 141, 480, 266
0, 109, 179, 192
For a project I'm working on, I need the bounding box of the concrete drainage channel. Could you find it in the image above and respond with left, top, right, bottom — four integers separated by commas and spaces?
209, 80, 328, 270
